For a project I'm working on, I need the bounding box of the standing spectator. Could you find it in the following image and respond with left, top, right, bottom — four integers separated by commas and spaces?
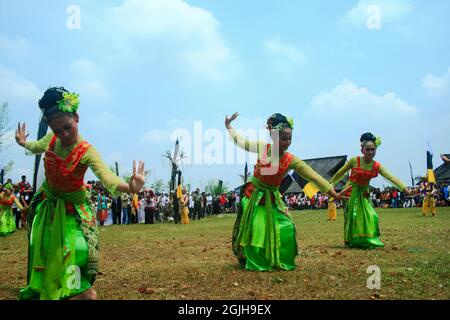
188, 192, 195, 219
180, 188, 190, 224
18, 175, 33, 226
391, 189, 398, 208
159, 193, 171, 222
206, 193, 213, 216
201, 192, 207, 218
171, 191, 181, 224
144, 190, 158, 224
219, 194, 227, 214
97, 190, 108, 226
137, 193, 145, 223
193, 188, 202, 220
121, 193, 130, 225
234, 193, 240, 214
12, 187, 24, 229
18, 175, 32, 195
111, 196, 122, 225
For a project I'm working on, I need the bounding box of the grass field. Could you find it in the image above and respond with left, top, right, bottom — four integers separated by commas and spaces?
1, 207, 449, 300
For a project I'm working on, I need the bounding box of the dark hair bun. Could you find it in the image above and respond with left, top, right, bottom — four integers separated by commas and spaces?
267, 113, 291, 130
360, 132, 376, 143
38, 87, 68, 110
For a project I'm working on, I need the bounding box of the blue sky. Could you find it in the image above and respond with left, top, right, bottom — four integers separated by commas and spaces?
1, 0, 449, 191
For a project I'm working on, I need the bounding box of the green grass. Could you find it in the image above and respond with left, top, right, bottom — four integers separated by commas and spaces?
1, 207, 449, 300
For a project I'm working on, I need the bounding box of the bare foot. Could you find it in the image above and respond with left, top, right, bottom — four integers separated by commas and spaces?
69, 288, 97, 300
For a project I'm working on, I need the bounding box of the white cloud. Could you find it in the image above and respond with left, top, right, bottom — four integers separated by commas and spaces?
308, 79, 418, 118
68, 59, 111, 106
263, 36, 306, 73
0, 65, 41, 109
105, 0, 239, 81
421, 67, 450, 97
343, 0, 412, 29
0, 33, 31, 59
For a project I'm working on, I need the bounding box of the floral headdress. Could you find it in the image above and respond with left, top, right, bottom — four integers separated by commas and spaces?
57, 91, 80, 113
374, 136, 382, 148
269, 114, 295, 131
361, 135, 382, 148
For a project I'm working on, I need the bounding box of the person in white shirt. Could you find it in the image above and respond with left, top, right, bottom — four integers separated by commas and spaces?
189, 192, 194, 219
206, 193, 213, 216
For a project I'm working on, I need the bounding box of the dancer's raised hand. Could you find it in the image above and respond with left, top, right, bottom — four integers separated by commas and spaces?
15, 122, 29, 147
129, 160, 146, 194
225, 112, 239, 128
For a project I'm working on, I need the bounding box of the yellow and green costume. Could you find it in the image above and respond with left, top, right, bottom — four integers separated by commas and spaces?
19, 133, 123, 300
0, 190, 24, 236
330, 156, 407, 249
422, 185, 437, 216
228, 129, 333, 271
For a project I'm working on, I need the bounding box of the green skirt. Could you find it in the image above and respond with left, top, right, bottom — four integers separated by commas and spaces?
344, 184, 384, 249
233, 196, 297, 271
19, 183, 99, 300
0, 206, 16, 236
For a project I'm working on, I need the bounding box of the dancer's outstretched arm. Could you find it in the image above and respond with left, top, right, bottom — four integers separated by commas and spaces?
225, 112, 265, 153
15, 122, 53, 154
88, 149, 145, 195
290, 156, 344, 200
379, 165, 416, 196
330, 158, 356, 186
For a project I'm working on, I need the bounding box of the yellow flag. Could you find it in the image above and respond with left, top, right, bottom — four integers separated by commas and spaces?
427, 169, 436, 184
303, 182, 320, 199
176, 184, 183, 198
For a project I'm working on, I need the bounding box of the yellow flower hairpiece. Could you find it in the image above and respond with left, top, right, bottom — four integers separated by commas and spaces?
57, 92, 79, 113
374, 136, 382, 147
287, 117, 294, 129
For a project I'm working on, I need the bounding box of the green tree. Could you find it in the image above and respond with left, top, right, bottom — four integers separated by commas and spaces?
205, 179, 229, 195
151, 179, 165, 193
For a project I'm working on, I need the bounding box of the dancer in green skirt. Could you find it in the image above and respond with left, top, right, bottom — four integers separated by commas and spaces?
15, 87, 146, 300
0, 183, 25, 236
226, 112, 344, 271
330, 133, 416, 249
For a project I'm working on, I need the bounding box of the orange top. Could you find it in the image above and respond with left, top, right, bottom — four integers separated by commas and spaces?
244, 144, 294, 200
349, 156, 380, 187
44, 135, 91, 193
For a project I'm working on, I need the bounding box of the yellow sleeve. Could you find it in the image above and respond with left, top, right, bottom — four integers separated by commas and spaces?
289, 156, 333, 193
226, 128, 265, 154
379, 164, 407, 191
83, 146, 125, 197
330, 157, 357, 186
24, 133, 54, 155
13, 197, 24, 211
